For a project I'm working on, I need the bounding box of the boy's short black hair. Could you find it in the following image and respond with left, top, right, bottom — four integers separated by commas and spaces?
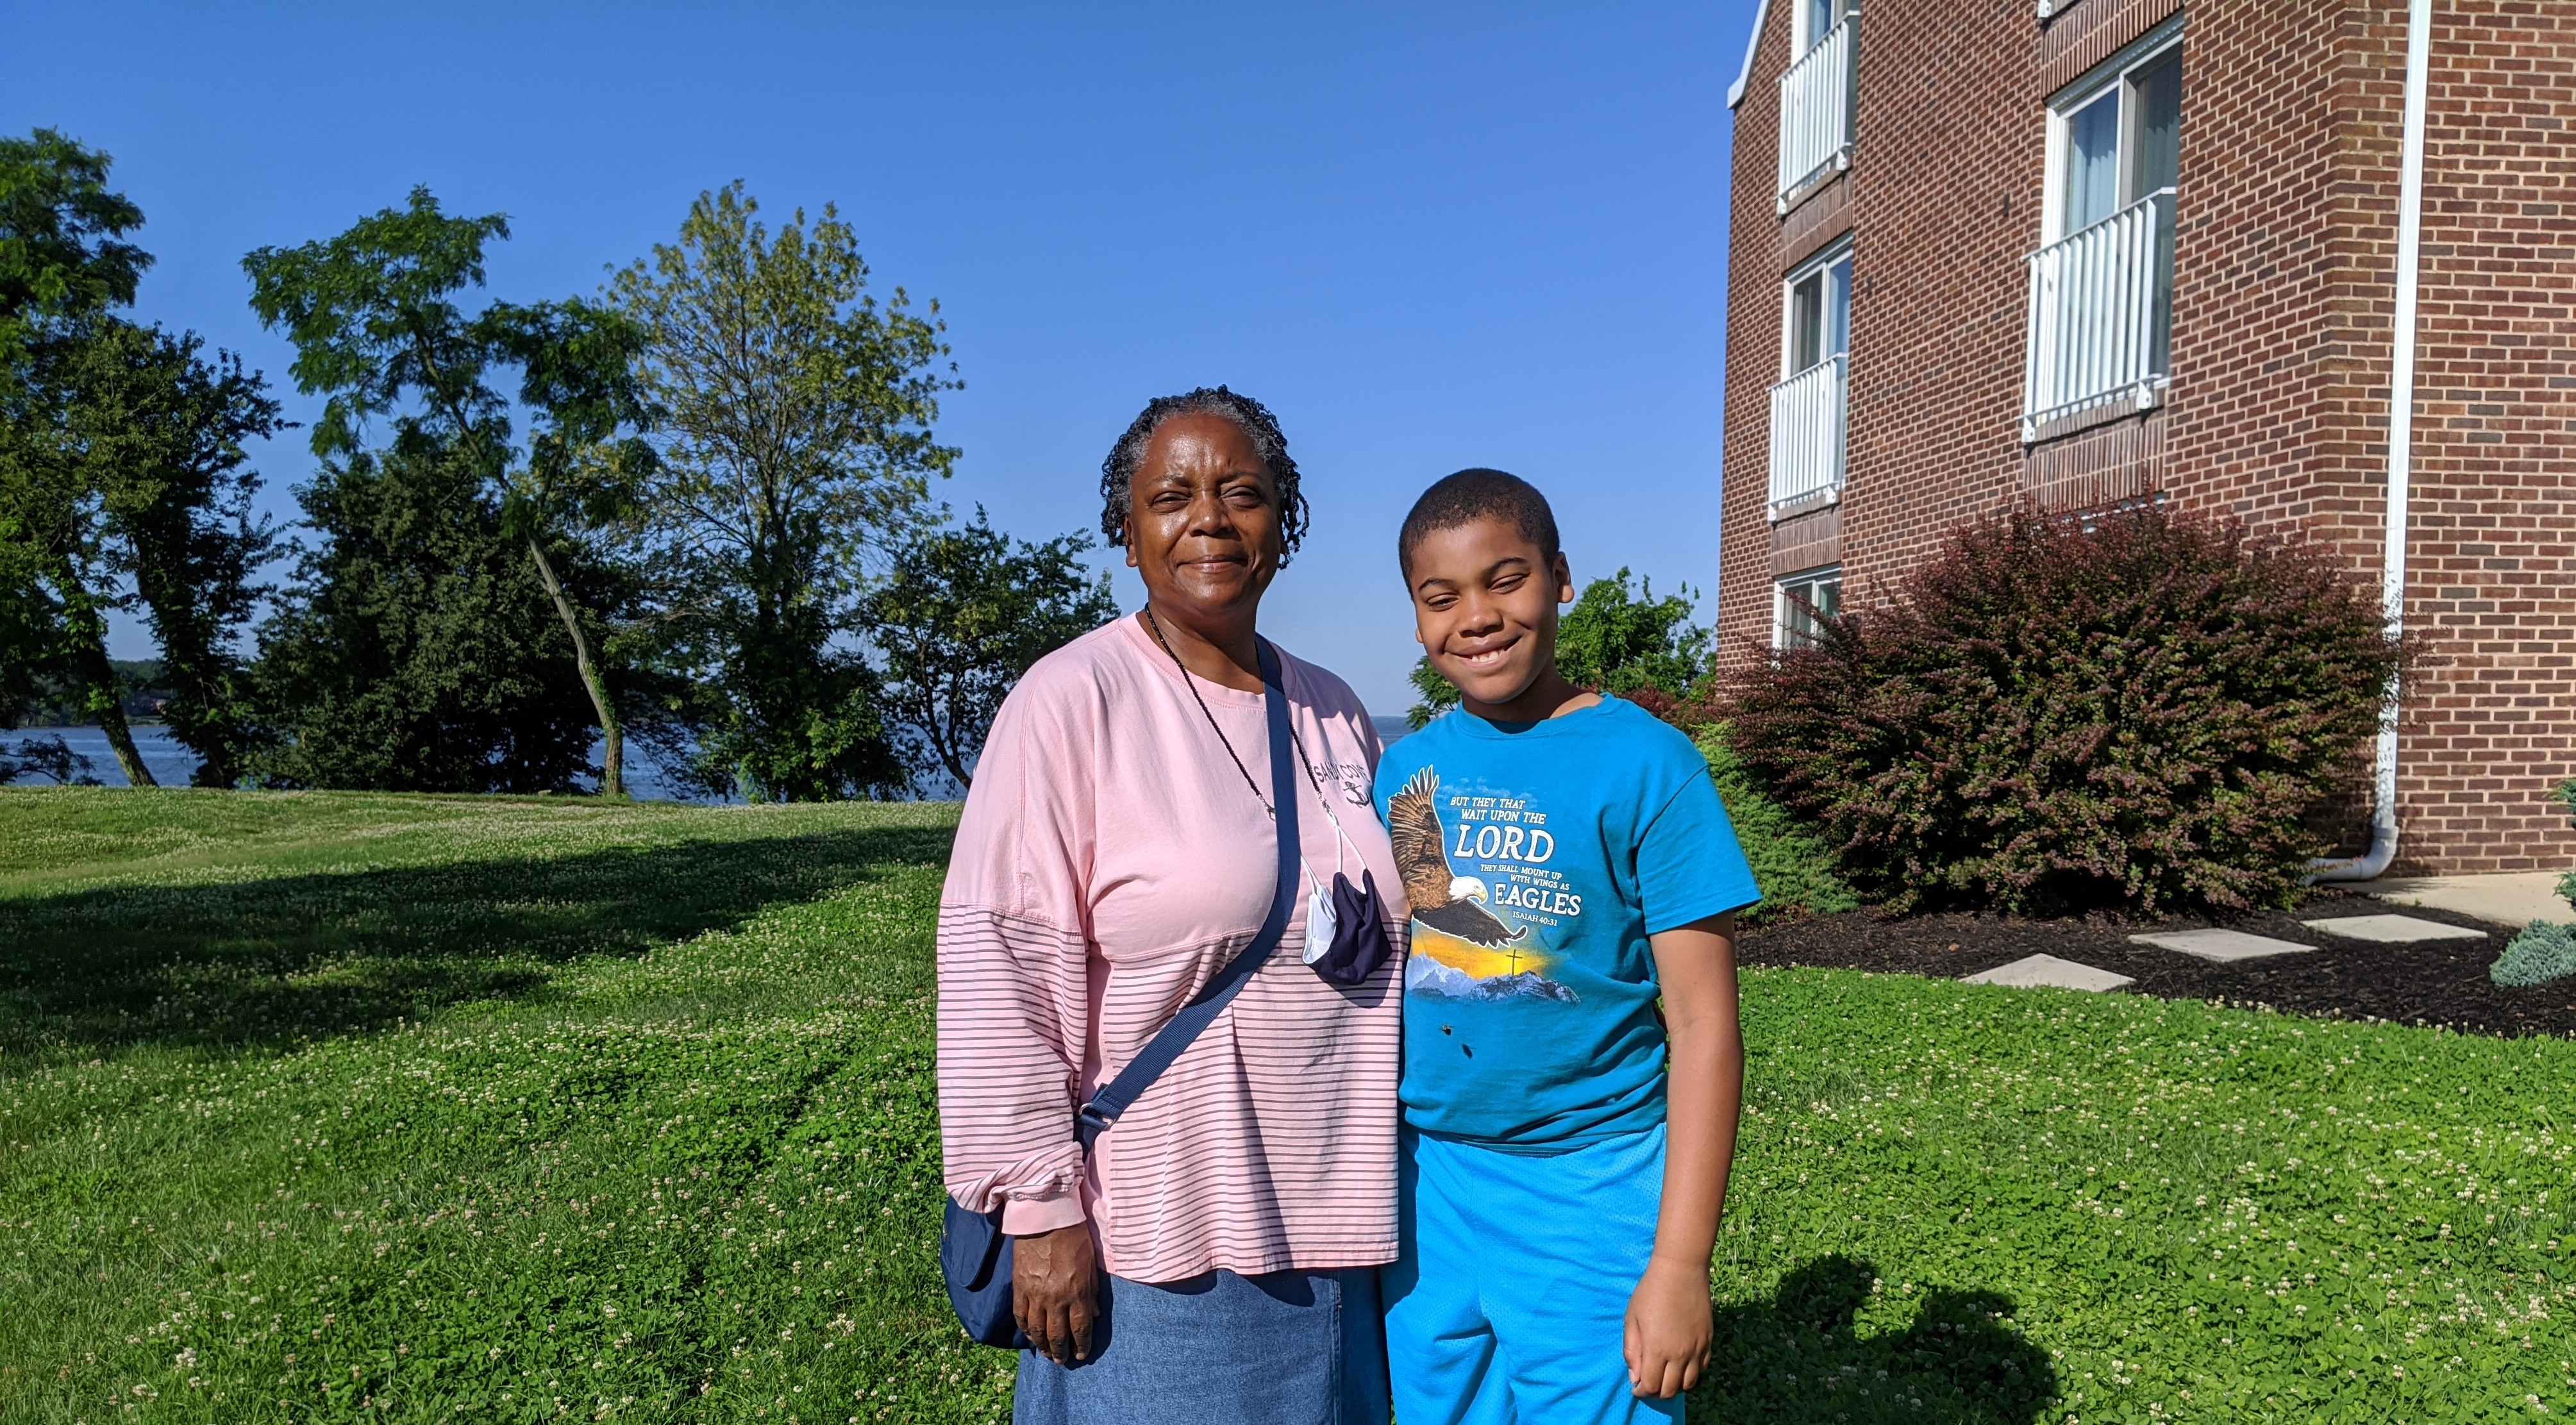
1397, 468, 1561, 578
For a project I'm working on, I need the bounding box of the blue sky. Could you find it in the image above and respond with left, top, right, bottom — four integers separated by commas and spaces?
4, 1, 1757, 714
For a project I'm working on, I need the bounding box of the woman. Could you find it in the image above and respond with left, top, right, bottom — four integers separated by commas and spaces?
936, 387, 1407, 1423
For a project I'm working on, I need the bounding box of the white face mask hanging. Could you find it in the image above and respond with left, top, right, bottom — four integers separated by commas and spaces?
1303, 872, 1339, 965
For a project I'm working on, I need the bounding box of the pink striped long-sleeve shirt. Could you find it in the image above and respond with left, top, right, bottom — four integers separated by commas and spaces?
936, 615, 1407, 1283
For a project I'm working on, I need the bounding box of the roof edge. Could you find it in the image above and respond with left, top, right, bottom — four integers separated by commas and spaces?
1725, 0, 1773, 108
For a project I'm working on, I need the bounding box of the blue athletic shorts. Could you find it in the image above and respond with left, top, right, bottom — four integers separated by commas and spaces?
1383, 1124, 1686, 1424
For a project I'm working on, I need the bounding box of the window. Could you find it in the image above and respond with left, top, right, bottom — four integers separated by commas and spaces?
2023, 26, 2183, 436
1769, 244, 1853, 515
1785, 247, 1853, 376
1776, 0, 1859, 207
1795, 0, 1856, 53
2055, 47, 2181, 236
1777, 567, 1843, 651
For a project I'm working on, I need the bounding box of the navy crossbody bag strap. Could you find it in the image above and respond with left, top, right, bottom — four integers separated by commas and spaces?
1075, 640, 1298, 1149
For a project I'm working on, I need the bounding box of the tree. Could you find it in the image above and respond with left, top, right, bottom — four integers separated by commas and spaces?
247, 443, 608, 792
864, 510, 1117, 790
1405, 569, 1710, 727
4, 321, 283, 785
242, 188, 655, 793
611, 183, 959, 801
0, 128, 148, 394
1, 132, 283, 785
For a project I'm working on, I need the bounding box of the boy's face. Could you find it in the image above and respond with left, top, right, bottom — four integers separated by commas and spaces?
1405, 516, 1576, 711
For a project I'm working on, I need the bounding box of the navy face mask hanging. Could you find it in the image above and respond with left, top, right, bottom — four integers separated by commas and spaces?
940, 640, 1306, 1349
1299, 865, 1392, 989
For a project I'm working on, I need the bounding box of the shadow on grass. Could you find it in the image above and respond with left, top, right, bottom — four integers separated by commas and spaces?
1698, 1256, 2057, 1423
0, 822, 955, 1062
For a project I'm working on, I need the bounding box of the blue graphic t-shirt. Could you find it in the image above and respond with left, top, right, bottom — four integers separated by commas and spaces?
1373, 696, 1761, 1151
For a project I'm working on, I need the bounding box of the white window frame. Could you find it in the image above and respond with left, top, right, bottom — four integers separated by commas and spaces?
2041, 20, 2184, 244
1773, 565, 1844, 651
1780, 240, 1855, 379
1793, 0, 1857, 54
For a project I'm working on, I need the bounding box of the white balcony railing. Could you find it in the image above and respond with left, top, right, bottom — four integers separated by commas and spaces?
1776, 17, 1856, 210
2021, 187, 2175, 440
1768, 354, 1848, 517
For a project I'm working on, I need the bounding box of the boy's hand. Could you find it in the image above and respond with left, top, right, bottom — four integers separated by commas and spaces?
1623, 1254, 1714, 1397
1630, 910, 1743, 1401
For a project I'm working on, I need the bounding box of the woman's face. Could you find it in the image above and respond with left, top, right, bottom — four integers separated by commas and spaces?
1125, 412, 1284, 623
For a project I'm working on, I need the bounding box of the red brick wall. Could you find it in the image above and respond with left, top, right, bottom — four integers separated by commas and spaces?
1716, 1, 2576, 872
1715, 0, 1797, 671
2385, 0, 2576, 871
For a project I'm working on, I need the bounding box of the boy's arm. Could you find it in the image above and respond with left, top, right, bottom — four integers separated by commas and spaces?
1625, 910, 1746, 1399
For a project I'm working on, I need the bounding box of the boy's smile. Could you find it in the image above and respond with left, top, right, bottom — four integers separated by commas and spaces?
1405, 516, 1594, 724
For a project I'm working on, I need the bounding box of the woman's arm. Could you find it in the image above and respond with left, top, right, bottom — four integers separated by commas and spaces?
937, 905, 1100, 1364
1624, 910, 1745, 1399
932, 684, 1102, 1364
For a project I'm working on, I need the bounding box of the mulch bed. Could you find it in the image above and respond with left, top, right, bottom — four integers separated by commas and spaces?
1739, 888, 2576, 1039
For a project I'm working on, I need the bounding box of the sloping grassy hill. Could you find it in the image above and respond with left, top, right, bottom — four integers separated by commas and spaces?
1, 788, 997, 1424
1, 787, 2568, 1424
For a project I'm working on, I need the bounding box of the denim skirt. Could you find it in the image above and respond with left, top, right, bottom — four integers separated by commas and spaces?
1012, 1265, 1388, 1425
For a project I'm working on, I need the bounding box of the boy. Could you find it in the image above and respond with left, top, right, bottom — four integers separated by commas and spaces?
1375, 469, 1757, 1423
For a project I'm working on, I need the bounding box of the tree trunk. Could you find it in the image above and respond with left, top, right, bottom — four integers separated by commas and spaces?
59, 581, 157, 788
526, 536, 623, 797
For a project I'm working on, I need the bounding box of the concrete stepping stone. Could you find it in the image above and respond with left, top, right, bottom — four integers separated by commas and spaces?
2129, 928, 2313, 962
2300, 913, 2488, 943
1961, 954, 2134, 992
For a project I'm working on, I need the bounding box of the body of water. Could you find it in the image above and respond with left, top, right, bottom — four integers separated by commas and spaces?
10, 715, 1421, 795
4, 726, 717, 801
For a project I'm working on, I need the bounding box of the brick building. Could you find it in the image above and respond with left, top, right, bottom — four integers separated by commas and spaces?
1715, 0, 2576, 874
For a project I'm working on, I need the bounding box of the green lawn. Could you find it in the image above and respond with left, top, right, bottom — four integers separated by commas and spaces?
1, 788, 2568, 1424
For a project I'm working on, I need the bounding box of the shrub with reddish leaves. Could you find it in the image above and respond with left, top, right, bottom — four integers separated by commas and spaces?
1720, 508, 2407, 916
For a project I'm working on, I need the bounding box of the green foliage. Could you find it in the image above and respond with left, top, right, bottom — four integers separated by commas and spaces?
246, 447, 606, 792
0, 128, 149, 391
3, 788, 2568, 1421
242, 188, 653, 793
1406, 568, 1710, 727
1559, 567, 1710, 696
1723, 507, 2408, 917
1696, 726, 1857, 926
2491, 921, 2576, 988
0, 530, 49, 722
4, 319, 284, 784
15, 658, 177, 724
2, 127, 286, 788
863, 509, 1117, 790
613, 183, 959, 802
2553, 779, 2576, 915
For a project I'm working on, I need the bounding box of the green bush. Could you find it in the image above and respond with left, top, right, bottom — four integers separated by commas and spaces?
2493, 921, 2576, 988
1721, 507, 2407, 917
1697, 726, 1857, 926
2552, 777, 2575, 914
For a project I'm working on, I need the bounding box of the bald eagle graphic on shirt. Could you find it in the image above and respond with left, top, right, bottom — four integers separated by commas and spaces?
1388, 768, 1578, 1003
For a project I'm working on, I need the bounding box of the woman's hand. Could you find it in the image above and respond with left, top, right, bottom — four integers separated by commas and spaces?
1012, 1223, 1100, 1365
1623, 1254, 1715, 1397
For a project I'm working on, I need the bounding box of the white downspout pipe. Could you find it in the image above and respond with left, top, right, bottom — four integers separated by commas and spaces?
2313, 0, 2432, 883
